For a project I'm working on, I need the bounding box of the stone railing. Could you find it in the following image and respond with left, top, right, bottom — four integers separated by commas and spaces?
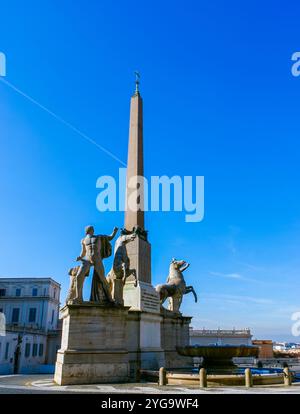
190, 329, 251, 337
5, 323, 47, 335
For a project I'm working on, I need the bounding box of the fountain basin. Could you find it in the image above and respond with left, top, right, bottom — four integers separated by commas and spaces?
140, 367, 287, 386
167, 370, 284, 386
176, 345, 259, 368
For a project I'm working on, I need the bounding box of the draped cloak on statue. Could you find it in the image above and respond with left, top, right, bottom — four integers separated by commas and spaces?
90, 235, 113, 303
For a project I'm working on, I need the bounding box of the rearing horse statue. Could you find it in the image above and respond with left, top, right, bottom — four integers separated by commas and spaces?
155, 258, 197, 313
106, 233, 137, 305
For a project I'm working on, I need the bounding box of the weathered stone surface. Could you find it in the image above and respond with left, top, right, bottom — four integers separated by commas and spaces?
126, 310, 165, 380
124, 236, 151, 284
160, 309, 193, 369
54, 303, 130, 385
124, 281, 160, 313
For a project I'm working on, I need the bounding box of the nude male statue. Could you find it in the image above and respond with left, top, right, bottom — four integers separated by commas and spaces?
73, 225, 118, 303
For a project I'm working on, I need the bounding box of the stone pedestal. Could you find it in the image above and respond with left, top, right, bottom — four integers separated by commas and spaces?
161, 309, 193, 369
127, 310, 165, 379
123, 281, 165, 379
123, 281, 160, 313
54, 303, 130, 385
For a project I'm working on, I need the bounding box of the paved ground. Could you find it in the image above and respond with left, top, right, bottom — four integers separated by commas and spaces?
0, 374, 300, 394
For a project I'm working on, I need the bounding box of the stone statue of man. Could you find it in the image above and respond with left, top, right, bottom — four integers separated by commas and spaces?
74, 225, 118, 304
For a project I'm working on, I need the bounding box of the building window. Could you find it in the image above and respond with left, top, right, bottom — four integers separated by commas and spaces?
4, 342, 9, 360
38, 343, 44, 357
32, 343, 38, 357
0, 289, 6, 297
53, 288, 56, 299
15, 288, 21, 297
28, 308, 37, 323
12, 308, 20, 324
32, 288, 38, 297
25, 343, 31, 358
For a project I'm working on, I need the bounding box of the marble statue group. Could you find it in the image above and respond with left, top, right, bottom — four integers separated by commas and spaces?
66, 225, 197, 312
64, 75, 197, 313
67, 225, 119, 304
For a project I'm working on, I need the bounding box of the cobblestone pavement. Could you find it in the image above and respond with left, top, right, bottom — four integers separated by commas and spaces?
0, 375, 300, 394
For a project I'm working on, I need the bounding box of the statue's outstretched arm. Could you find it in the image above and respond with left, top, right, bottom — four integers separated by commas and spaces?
107, 227, 119, 241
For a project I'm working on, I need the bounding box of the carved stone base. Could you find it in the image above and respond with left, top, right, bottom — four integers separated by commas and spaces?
123, 281, 160, 313
54, 303, 130, 385
126, 310, 165, 380
161, 309, 193, 369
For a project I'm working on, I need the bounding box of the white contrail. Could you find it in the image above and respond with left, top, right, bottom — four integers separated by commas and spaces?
0, 77, 127, 167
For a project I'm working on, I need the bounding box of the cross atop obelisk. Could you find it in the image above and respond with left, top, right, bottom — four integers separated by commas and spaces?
134, 70, 140, 94
125, 72, 145, 231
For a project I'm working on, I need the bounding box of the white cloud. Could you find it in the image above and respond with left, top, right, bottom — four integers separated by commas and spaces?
209, 271, 244, 280
202, 293, 274, 306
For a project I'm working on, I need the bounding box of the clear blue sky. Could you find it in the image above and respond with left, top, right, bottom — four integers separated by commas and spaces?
0, 0, 300, 341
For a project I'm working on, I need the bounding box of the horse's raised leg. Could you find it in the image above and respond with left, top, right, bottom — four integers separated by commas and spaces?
185, 286, 198, 303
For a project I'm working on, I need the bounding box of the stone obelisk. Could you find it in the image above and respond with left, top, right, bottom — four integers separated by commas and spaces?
123, 73, 153, 289
125, 74, 145, 231
123, 74, 164, 374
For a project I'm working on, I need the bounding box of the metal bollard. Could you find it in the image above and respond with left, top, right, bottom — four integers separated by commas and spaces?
159, 367, 167, 386
199, 368, 207, 388
136, 368, 141, 383
283, 367, 292, 386
245, 368, 253, 387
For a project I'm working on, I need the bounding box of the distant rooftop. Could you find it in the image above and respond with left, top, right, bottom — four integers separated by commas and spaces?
0, 277, 60, 287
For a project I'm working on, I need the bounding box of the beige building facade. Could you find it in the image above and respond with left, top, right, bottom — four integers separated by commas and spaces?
0, 277, 61, 374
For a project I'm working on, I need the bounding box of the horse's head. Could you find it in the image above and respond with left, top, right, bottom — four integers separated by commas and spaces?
170, 258, 186, 271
